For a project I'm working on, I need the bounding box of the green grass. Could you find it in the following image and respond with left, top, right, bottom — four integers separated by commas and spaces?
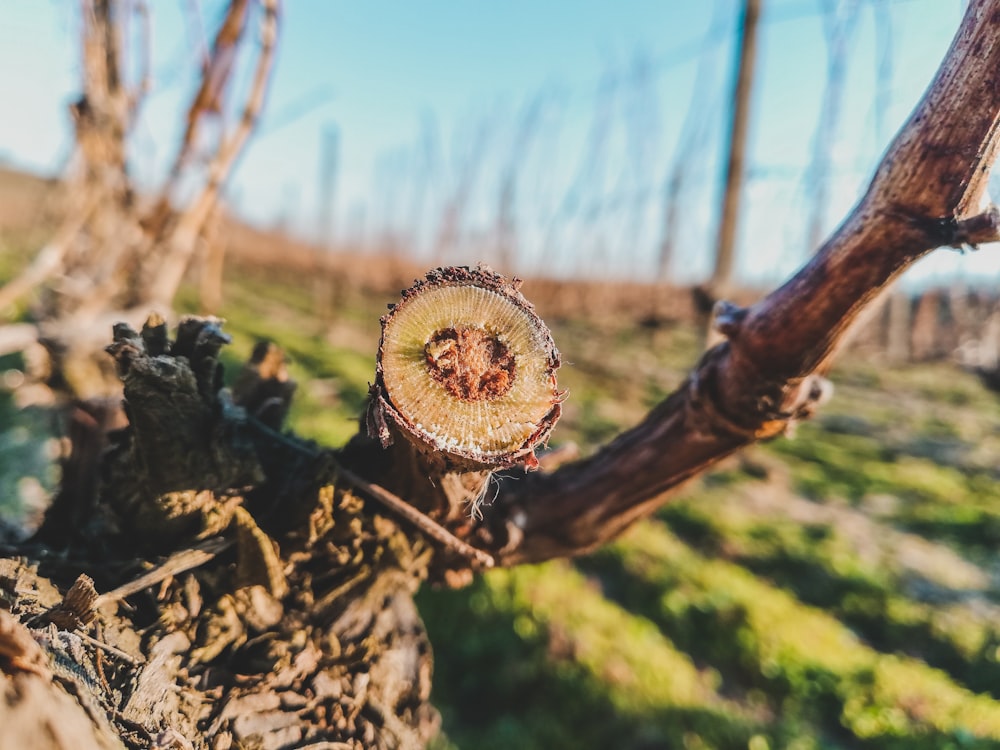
581, 521, 1000, 748
658, 492, 1000, 696
768, 422, 1000, 553
419, 562, 766, 750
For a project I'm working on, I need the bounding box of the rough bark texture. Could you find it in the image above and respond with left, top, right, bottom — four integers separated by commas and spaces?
5, 317, 441, 749
2, 1, 1000, 748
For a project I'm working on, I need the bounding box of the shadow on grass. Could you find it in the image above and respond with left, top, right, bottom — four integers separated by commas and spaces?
577, 531, 1000, 750
418, 573, 760, 750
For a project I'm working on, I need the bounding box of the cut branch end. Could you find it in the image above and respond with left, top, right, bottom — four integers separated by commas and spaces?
368, 266, 562, 471
952, 205, 1000, 248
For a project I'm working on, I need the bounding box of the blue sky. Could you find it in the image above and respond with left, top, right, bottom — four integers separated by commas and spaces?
0, 0, 993, 286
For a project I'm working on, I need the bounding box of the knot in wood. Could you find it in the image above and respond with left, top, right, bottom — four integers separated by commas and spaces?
424, 326, 516, 401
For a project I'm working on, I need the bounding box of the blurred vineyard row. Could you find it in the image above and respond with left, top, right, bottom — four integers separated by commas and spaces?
4, 172, 1000, 748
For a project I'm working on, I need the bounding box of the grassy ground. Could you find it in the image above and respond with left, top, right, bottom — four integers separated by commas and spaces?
4, 224, 1000, 748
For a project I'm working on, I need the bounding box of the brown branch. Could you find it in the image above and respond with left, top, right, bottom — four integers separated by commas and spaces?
486, 0, 1000, 565
952, 205, 1000, 247
0, 188, 106, 316
163, 0, 251, 185
92, 537, 233, 609
337, 466, 496, 569
147, 0, 279, 307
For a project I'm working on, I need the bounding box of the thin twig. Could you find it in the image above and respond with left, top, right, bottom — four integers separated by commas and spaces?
241, 417, 495, 567
149, 0, 280, 306
92, 536, 233, 608
72, 630, 143, 666
337, 466, 496, 569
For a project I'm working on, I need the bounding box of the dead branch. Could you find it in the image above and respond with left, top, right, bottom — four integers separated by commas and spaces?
91, 537, 233, 609
479, 0, 1000, 565
0, 0, 281, 401
164, 0, 251, 184
0, 182, 106, 315
146, 0, 279, 307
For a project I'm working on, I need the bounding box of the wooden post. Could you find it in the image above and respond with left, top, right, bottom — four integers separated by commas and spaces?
712, 0, 761, 288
